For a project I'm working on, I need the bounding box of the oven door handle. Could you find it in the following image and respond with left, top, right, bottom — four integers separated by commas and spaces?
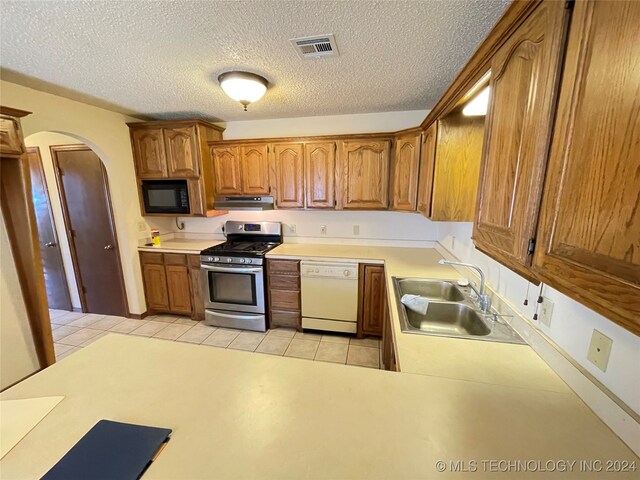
210, 311, 264, 320
201, 264, 263, 274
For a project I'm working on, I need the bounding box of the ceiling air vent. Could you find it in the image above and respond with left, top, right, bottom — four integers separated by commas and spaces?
290, 34, 339, 59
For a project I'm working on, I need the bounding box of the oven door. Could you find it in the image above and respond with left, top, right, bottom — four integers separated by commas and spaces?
201, 263, 265, 314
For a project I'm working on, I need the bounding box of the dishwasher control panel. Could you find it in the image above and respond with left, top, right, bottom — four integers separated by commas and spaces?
300, 261, 358, 279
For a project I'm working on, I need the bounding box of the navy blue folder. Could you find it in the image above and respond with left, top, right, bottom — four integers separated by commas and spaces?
41, 420, 172, 480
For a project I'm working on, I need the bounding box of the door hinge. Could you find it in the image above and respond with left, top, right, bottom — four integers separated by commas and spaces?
527, 238, 536, 255
81, 285, 87, 294
69, 229, 76, 238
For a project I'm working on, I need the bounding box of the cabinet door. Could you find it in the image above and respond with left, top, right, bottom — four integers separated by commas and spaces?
188, 256, 205, 321
533, 0, 640, 334
304, 142, 335, 208
165, 126, 199, 177
142, 263, 169, 310
0, 115, 25, 156
431, 113, 484, 221
390, 133, 421, 211
211, 146, 242, 195
165, 264, 192, 315
358, 264, 385, 337
273, 143, 304, 208
241, 144, 270, 195
417, 123, 437, 217
340, 140, 390, 210
473, 0, 569, 277
381, 290, 396, 371
132, 128, 167, 178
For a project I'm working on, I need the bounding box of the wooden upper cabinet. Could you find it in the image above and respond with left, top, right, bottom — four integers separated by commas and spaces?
304, 142, 335, 208
164, 126, 199, 177
0, 114, 25, 156
533, 0, 640, 335
211, 146, 242, 195
473, 0, 570, 278
273, 143, 304, 208
431, 113, 485, 221
241, 144, 270, 195
417, 123, 437, 217
132, 128, 167, 178
339, 140, 391, 210
390, 133, 421, 211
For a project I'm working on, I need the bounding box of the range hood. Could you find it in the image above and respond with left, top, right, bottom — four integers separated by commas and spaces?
214, 196, 274, 211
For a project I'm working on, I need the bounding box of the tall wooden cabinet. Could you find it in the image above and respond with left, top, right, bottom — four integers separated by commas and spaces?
390, 132, 421, 211
338, 139, 391, 210
533, 0, 640, 334
473, 0, 570, 280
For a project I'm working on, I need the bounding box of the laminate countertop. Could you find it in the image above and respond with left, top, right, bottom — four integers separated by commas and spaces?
1, 335, 636, 479
266, 244, 571, 393
138, 238, 224, 255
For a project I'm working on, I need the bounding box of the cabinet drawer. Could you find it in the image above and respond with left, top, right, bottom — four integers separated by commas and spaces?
268, 274, 300, 290
269, 289, 301, 311
267, 260, 300, 275
140, 252, 163, 265
164, 253, 187, 265
270, 310, 301, 329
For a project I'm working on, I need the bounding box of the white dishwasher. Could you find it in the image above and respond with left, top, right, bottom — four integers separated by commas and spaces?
301, 261, 359, 333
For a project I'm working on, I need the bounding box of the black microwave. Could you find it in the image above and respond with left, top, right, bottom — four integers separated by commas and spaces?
141, 180, 190, 214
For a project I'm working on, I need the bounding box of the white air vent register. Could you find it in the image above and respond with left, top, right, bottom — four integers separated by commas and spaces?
290, 34, 339, 59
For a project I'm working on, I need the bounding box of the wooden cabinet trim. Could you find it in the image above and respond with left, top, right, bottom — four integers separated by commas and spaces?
164, 253, 188, 266
140, 252, 164, 265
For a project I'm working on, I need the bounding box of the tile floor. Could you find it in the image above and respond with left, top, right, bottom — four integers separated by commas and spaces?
49, 310, 382, 369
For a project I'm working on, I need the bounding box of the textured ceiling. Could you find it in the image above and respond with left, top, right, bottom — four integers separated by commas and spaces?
1, 0, 510, 121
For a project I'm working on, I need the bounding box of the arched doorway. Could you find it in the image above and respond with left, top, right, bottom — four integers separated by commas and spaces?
24, 132, 128, 317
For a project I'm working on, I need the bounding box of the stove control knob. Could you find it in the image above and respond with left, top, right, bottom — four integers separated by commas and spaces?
245, 259, 252, 264
208, 257, 214, 262
226, 258, 233, 263
239, 259, 246, 263
213, 257, 220, 262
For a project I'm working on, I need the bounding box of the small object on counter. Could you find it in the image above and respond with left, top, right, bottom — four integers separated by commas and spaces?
151, 228, 160, 247
401, 294, 429, 315
457, 278, 470, 287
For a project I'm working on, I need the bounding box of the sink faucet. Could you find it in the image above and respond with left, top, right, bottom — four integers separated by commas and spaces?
438, 259, 491, 313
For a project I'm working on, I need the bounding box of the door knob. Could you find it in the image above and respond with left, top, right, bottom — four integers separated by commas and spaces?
44, 242, 56, 248
104, 244, 114, 250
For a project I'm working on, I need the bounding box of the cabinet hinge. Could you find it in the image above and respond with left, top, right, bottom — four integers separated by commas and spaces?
527, 238, 536, 255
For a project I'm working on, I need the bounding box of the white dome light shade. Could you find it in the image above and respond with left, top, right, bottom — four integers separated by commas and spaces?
462, 86, 490, 116
218, 71, 268, 111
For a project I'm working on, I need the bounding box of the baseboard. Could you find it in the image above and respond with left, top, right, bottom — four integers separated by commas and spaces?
129, 311, 151, 319
72, 307, 83, 313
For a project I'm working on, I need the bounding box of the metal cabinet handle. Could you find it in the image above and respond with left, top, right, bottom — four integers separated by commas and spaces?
45, 242, 56, 248
104, 244, 114, 250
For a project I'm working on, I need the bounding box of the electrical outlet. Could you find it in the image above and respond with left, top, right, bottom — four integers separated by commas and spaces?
539, 296, 554, 327
289, 224, 297, 234
587, 330, 613, 372
353, 225, 360, 235
137, 221, 147, 233
320, 225, 327, 235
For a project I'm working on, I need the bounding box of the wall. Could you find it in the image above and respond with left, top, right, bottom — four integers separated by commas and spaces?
24, 132, 82, 308
439, 222, 640, 415
1, 210, 40, 389
1, 80, 159, 315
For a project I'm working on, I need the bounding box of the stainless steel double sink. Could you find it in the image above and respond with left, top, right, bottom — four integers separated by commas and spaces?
393, 278, 526, 344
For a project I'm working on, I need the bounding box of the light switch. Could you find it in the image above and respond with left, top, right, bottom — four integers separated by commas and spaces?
539, 297, 554, 327
289, 224, 297, 234
353, 225, 360, 235
320, 225, 327, 235
587, 330, 613, 372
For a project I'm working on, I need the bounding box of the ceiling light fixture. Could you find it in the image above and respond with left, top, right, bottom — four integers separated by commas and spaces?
462, 86, 490, 116
218, 71, 268, 111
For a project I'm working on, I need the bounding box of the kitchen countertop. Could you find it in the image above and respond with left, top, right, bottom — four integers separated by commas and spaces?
137, 238, 223, 254
1, 334, 636, 479
267, 244, 571, 393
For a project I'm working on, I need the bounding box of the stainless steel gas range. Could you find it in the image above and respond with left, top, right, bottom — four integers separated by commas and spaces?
200, 221, 282, 332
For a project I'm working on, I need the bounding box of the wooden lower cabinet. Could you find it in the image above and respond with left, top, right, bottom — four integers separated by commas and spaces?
357, 264, 386, 338
381, 300, 397, 371
188, 255, 205, 321
267, 259, 301, 330
140, 251, 196, 317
